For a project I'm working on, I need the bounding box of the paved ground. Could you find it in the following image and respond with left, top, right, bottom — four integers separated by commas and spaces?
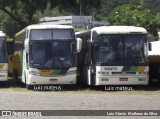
0, 81, 160, 119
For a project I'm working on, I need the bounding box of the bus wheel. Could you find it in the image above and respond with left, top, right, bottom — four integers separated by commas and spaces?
26, 84, 33, 90
13, 70, 20, 86
0, 81, 6, 87
13, 70, 18, 81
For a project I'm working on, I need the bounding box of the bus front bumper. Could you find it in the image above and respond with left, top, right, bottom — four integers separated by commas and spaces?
26, 74, 77, 85
0, 73, 8, 81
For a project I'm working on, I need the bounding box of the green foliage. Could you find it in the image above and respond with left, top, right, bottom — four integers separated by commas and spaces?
0, 11, 19, 37
0, 0, 101, 37
1, 0, 160, 37
0, 0, 44, 26
154, 13, 160, 25
41, 3, 70, 17
107, 0, 157, 36
0, 15, 21, 37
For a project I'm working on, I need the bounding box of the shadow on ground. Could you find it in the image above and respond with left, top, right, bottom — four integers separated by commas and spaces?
91, 80, 160, 91
0, 78, 159, 91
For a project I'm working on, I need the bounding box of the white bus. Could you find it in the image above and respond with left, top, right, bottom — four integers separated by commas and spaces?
148, 41, 160, 81
76, 26, 149, 85
0, 31, 8, 82
13, 24, 81, 89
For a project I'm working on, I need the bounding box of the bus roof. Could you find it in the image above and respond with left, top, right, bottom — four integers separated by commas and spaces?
92, 26, 148, 34
0, 31, 6, 37
26, 24, 74, 30
16, 24, 74, 36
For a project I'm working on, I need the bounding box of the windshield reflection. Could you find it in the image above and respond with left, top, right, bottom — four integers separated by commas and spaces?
30, 41, 75, 69
96, 35, 123, 63
124, 35, 147, 63
96, 34, 147, 64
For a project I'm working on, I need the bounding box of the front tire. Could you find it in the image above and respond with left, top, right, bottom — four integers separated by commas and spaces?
26, 84, 33, 90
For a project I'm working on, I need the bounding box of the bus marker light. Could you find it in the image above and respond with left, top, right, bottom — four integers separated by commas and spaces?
102, 72, 105, 75
106, 72, 109, 74
101, 78, 109, 81
138, 78, 146, 81
97, 71, 101, 74
70, 81, 74, 83
0, 75, 5, 77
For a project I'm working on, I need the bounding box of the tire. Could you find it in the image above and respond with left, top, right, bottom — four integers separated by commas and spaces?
26, 84, 33, 90
13, 69, 21, 87
13, 69, 18, 81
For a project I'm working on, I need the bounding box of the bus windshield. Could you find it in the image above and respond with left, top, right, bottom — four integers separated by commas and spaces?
124, 35, 147, 63
96, 34, 147, 64
30, 41, 76, 69
0, 38, 7, 63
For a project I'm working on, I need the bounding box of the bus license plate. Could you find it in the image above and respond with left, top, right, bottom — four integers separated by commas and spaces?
49, 79, 58, 82
119, 78, 128, 81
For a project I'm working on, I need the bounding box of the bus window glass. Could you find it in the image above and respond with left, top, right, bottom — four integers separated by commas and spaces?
30, 29, 74, 40
52, 42, 74, 68
30, 42, 45, 67
0, 38, 7, 62
124, 35, 147, 63
52, 30, 73, 40
30, 41, 75, 69
96, 35, 123, 63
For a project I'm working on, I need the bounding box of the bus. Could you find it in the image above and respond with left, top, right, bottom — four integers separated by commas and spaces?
76, 26, 149, 86
0, 31, 8, 82
6, 38, 14, 77
13, 24, 82, 89
148, 40, 160, 81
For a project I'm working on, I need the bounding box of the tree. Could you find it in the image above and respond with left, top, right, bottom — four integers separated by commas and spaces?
107, 0, 157, 36
0, 0, 101, 27
55, 0, 101, 15
0, 0, 55, 28
0, 0, 101, 37
0, 13, 21, 37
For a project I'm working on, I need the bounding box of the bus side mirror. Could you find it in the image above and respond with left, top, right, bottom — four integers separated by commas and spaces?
76, 38, 82, 53
24, 39, 29, 53
10, 55, 13, 61
148, 42, 152, 51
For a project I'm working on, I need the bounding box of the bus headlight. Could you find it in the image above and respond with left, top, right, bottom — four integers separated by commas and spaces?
0, 69, 7, 73
101, 78, 109, 81
67, 70, 77, 75
29, 70, 40, 76
97, 71, 109, 75
138, 78, 146, 81
138, 72, 147, 75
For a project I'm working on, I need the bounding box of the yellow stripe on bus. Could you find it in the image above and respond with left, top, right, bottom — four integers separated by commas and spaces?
39, 70, 53, 76
0, 64, 5, 69
137, 66, 145, 72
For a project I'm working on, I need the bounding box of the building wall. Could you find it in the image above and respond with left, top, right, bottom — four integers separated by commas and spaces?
40, 16, 107, 29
